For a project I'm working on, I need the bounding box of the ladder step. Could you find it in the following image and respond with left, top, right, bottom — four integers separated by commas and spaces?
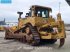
34, 37, 40, 39
33, 35, 39, 36
32, 33, 38, 34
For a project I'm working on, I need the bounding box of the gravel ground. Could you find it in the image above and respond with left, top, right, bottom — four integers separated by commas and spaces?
0, 31, 70, 52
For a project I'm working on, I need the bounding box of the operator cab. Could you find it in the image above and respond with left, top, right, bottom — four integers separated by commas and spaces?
26, 5, 52, 18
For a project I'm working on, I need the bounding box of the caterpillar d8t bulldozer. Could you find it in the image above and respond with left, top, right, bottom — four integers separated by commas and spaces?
0, 26, 4, 31
5, 5, 66, 47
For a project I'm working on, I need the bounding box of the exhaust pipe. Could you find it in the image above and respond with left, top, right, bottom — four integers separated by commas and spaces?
17, 12, 23, 19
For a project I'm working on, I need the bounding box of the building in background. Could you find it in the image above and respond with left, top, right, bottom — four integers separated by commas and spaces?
0, 18, 6, 25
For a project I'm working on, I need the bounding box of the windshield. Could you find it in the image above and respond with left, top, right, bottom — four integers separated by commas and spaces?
35, 8, 49, 18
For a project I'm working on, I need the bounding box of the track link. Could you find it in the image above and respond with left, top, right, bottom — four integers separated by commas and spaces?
26, 23, 40, 45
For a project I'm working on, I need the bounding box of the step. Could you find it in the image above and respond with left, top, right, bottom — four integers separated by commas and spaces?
34, 37, 40, 39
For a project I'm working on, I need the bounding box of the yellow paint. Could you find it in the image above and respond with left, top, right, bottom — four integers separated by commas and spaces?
8, 5, 66, 40
0, 26, 4, 31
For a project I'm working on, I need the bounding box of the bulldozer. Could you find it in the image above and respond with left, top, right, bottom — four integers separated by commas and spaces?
0, 26, 5, 31
5, 5, 66, 47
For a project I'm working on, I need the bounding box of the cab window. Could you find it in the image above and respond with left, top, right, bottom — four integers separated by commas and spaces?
35, 8, 49, 18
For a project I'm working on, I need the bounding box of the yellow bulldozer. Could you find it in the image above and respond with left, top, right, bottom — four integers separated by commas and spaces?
0, 26, 5, 31
5, 5, 66, 47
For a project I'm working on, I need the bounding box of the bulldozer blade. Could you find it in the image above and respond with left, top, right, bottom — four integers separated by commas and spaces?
5, 28, 15, 39
59, 38, 65, 48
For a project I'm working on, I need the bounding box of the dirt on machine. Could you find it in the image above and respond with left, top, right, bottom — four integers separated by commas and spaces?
4, 5, 66, 47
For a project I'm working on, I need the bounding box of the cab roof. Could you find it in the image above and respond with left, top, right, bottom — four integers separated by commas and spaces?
30, 5, 52, 11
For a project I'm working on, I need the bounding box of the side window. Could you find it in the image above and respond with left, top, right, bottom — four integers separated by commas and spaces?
42, 11, 46, 17
37, 11, 40, 17
46, 10, 48, 18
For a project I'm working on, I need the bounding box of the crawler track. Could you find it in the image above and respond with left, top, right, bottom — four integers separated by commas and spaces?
25, 23, 40, 46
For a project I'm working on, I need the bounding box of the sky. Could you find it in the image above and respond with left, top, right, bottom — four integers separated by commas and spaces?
0, 0, 70, 24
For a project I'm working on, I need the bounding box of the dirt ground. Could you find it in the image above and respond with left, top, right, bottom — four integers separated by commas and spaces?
0, 31, 70, 52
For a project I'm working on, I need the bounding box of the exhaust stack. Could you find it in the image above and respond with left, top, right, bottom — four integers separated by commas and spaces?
17, 12, 23, 19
